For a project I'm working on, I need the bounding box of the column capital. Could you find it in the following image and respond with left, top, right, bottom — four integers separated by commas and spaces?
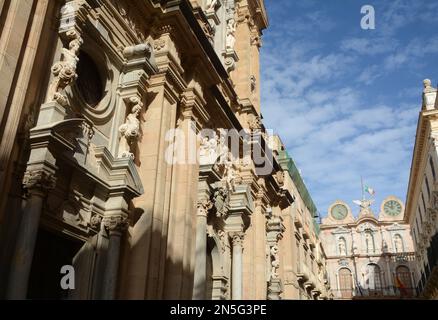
103, 215, 129, 235
23, 169, 56, 195
197, 199, 213, 217
230, 232, 244, 246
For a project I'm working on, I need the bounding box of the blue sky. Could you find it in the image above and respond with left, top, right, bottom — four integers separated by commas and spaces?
260, 0, 438, 217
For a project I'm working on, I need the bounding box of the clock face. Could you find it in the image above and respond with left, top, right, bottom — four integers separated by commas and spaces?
331, 204, 348, 220
383, 200, 402, 216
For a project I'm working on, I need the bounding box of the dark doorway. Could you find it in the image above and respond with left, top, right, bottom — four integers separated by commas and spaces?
27, 228, 83, 299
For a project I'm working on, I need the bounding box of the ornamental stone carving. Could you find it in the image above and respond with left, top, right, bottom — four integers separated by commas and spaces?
225, 19, 236, 50
118, 97, 143, 160
205, 0, 219, 13
249, 116, 262, 131
270, 245, 280, 280
23, 170, 57, 193
46, 31, 83, 107
230, 232, 244, 246
423, 79, 437, 110
103, 215, 129, 234
213, 186, 229, 217
46, 0, 90, 107
197, 199, 213, 217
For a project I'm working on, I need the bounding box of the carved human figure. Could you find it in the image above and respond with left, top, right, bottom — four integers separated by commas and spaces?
365, 232, 374, 253
200, 135, 219, 165
118, 97, 143, 159
223, 154, 237, 191
226, 19, 236, 50
338, 238, 347, 256
46, 30, 83, 106
394, 234, 403, 253
270, 245, 280, 280
205, 0, 219, 13
217, 135, 229, 164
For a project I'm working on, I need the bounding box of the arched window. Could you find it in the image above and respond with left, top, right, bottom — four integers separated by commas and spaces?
338, 237, 347, 256
366, 264, 382, 294
396, 266, 413, 297
365, 230, 375, 254
393, 234, 404, 253
338, 268, 353, 299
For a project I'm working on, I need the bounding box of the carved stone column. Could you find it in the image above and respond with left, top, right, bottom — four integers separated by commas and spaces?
101, 214, 128, 300
230, 232, 244, 300
193, 199, 213, 300
7, 170, 56, 299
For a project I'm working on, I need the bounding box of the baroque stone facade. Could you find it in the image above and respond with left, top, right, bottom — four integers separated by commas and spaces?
404, 79, 438, 299
0, 0, 329, 300
320, 197, 416, 300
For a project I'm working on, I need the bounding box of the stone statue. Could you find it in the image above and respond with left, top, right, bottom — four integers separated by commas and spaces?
205, 0, 219, 13
46, 30, 83, 107
394, 235, 403, 253
338, 239, 346, 256
226, 19, 236, 50
118, 97, 143, 160
365, 232, 374, 253
270, 245, 280, 280
199, 135, 219, 165
424, 79, 434, 93
223, 153, 237, 192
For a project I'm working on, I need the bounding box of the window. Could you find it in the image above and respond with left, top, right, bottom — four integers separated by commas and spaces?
393, 234, 404, 253
396, 266, 413, 297
338, 237, 347, 256
365, 231, 375, 254
430, 157, 436, 181
338, 268, 353, 299
76, 51, 104, 107
366, 264, 382, 293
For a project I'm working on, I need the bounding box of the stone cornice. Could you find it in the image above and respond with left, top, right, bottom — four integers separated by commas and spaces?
405, 109, 438, 223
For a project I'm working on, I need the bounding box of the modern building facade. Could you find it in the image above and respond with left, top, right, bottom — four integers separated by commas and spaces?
320, 197, 416, 300
404, 79, 438, 299
0, 0, 330, 300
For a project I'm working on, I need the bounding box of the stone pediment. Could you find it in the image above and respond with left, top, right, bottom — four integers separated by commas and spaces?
331, 226, 350, 235
357, 221, 378, 232
29, 118, 143, 198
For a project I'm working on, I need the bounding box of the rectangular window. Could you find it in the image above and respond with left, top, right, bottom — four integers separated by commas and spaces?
419, 206, 424, 224
430, 157, 437, 181
416, 215, 421, 232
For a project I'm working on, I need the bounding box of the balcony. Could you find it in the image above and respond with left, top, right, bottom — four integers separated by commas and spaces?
297, 264, 310, 282
294, 215, 303, 228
